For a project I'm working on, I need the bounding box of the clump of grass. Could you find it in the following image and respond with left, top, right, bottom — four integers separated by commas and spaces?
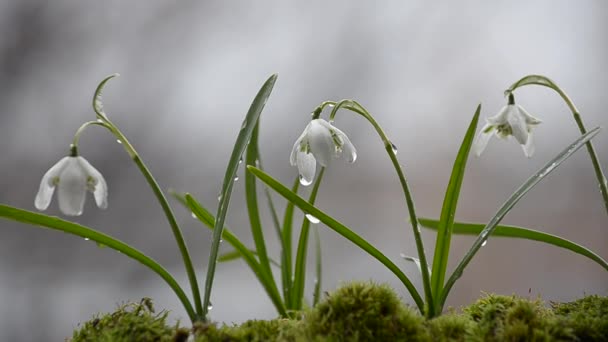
70, 297, 188, 342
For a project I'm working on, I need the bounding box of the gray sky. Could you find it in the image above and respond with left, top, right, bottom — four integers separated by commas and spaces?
0, 1, 607, 340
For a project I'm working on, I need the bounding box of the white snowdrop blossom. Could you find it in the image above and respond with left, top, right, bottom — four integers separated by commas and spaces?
475, 98, 541, 158
35, 156, 108, 216
290, 119, 357, 186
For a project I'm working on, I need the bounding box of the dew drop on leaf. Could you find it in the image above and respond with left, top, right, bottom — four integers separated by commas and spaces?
305, 214, 320, 224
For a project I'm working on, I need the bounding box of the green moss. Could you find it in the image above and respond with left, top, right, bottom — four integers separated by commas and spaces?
303, 281, 430, 341
552, 295, 608, 341
69, 287, 607, 341
427, 314, 474, 342
70, 297, 187, 342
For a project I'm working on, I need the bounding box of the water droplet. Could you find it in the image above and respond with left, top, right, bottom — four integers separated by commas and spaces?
238, 158, 243, 164
84, 237, 90, 241
389, 141, 398, 155
220, 239, 224, 243
299, 175, 313, 186
207, 302, 213, 311
255, 159, 260, 167
305, 214, 320, 224
481, 240, 487, 247
233, 176, 239, 182
218, 194, 223, 202
116, 139, 122, 144
191, 212, 197, 219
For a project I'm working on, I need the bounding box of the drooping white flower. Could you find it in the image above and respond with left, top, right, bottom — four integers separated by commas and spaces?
475, 95, 541, 158
35, 156, 108, 216
290, 119, 357, 186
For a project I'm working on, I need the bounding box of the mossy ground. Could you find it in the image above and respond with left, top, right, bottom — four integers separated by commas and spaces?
70, 283, 608, 341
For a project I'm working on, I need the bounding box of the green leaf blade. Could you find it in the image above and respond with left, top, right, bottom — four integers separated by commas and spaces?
420, 218, 608, 272
0, 204, 196, 322
430, 104, 481, 304
203, 74, 278, 318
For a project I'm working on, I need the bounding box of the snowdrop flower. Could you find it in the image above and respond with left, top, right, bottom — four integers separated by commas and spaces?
475, 94, 541, 158
290, 119, 357, 186
35, 154, 108, 216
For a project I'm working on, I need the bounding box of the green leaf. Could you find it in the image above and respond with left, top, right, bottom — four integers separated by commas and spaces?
313, 225, 323, 307
184, 194, 287, 317
0, 204, 196, 322
439, 127, 602, 310
420, 218, 608, 272
247, 165, 425, 313
281, 177, 300, 305
244, 121, 274, 278
218, 249, 280, 268
292, 168, 325, 310
203, 74, 278, 318
430, 104, 480, 304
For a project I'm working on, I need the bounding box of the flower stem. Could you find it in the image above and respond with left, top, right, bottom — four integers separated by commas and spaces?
325, 99, 435, 317
86, 118, 204, 320
507, 75, 608, 217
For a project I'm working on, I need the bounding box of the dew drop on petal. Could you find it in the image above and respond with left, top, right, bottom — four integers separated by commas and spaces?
305, 214, 320, 224
299, 175, 313, 186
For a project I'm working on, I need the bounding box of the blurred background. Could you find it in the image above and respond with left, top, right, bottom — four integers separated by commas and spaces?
1, 0, 607, 340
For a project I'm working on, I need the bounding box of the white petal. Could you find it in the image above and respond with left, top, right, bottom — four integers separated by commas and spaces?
474, 124, 494, 157
522, 131, 535, 158
57, 158, 87, 216
290, 129, 307, 166
333, 127, 357, 163
517, 105, 542, 126
77, 156, 108, 209
486, 105, 510, 125
34, 157, 70, 211
296, 151, 316, 186
307, 120, 334, 167
507, 108, 528, 145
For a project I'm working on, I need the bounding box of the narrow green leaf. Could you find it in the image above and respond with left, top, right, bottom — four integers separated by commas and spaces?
420, 218, 608, 272
430, 104, 480, 303
0, 204, 196, 322
184, 194, 287, 317
247, 165, 425, 313
439, 127, 601, 310
292, 168, 325, 310
203, 74, 278, 319
313, 225, 322, 307
281, 177, 300, 306
245, 121, 273, 277
218, 249, 280, 268
505, 74, 558, 96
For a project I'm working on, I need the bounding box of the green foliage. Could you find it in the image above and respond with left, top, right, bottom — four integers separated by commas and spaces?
552, 295, 608, 341
70, 298, 187, 342
304, 281, 430, 341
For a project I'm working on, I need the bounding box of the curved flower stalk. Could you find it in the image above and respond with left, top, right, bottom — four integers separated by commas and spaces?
505, 74, 608, 216
35, 147, 107, 216
290, 118, 357, 186
475, 94, 541, 158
